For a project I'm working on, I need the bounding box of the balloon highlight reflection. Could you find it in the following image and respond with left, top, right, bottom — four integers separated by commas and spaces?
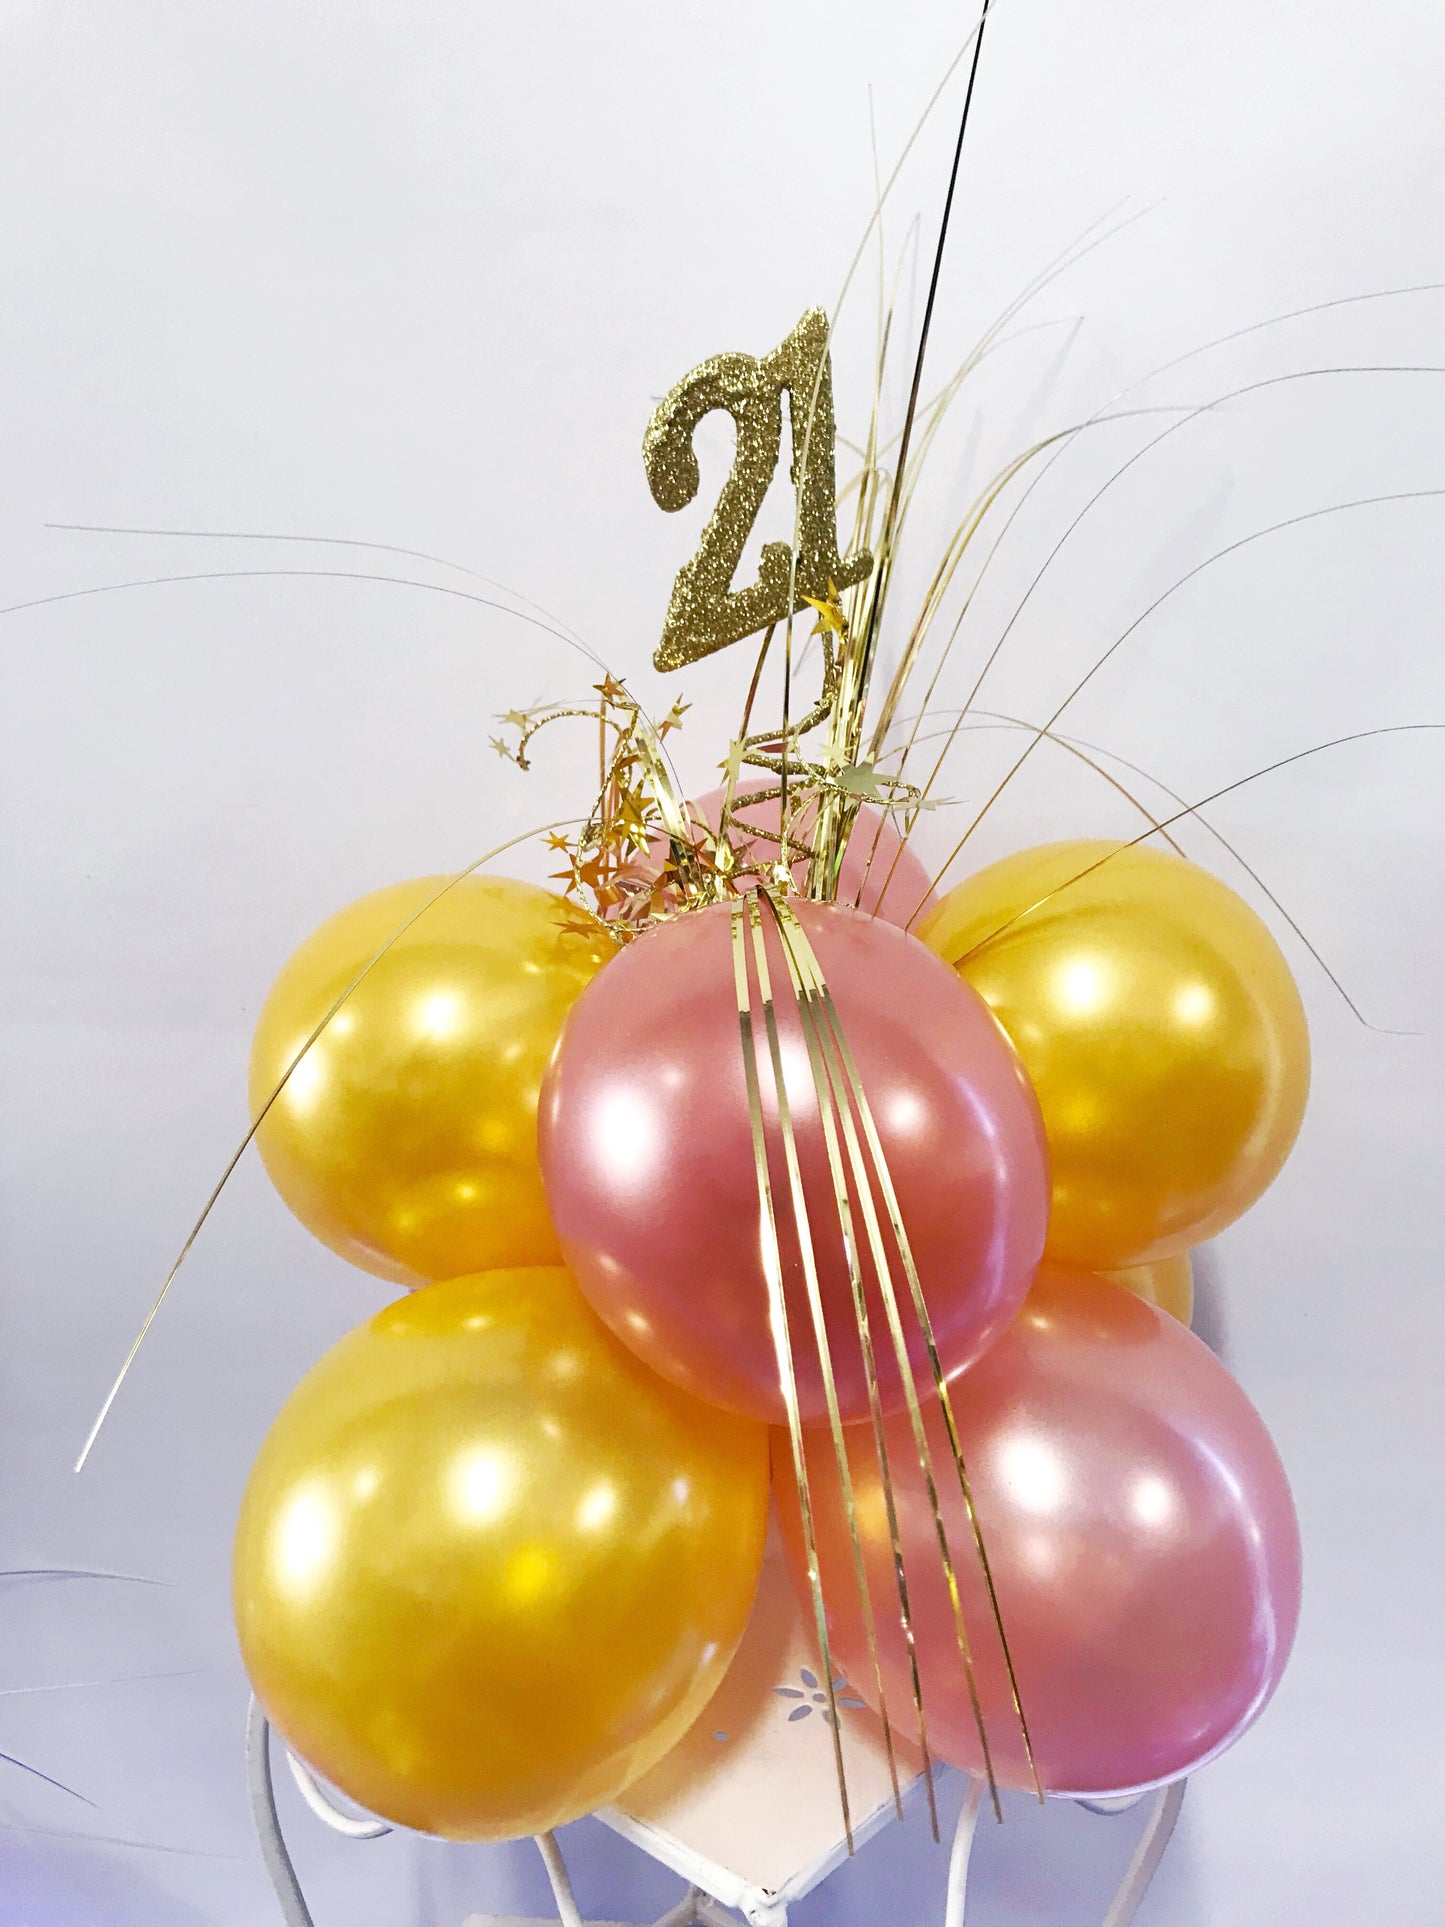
776, 1264, 1301, 1797
250, 877, 612, 1287
541, 898, 1050, 1425
234, 1269, 769, 1839
921, 841, 1309, 1269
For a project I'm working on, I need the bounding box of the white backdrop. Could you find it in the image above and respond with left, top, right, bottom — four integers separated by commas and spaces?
1, 3, 1442, 1923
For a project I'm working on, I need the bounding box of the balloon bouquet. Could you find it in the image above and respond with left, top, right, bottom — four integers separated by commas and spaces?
227, 287, 1306, 1890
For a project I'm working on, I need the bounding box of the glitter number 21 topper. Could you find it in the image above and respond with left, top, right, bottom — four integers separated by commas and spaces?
644, 308, 873, 672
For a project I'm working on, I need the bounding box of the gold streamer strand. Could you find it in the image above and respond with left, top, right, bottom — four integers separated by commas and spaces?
777, 906, 1040, 1809
764, 895, 939, 1839
1025, 722, 1382, 1026
0, 567, 609, 673
888, 712, 1433, 1033
871, 362, 1445, 923
844, 0, 994, 759
874, 709, 1189, 858
773, 7, 1005, 906
744, 894, 903, 1826
834, 216, 1174, 909
855, 404, 1190, 913
885, 698, 1428, 1026
715, 627, 778, 850
874, 286, 1445, 832
772, 901, 999, 1814
904, 391, 1445, 923
947, 722, 1445, 988
45, 518, 593, 652
74, 818, 584, 1474
728, 904, 854, 1851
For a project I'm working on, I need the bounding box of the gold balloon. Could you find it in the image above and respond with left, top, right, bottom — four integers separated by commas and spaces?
249, 876, 612, 1286
919, 841, 1309, 1269
1102, 1252, 1194, 1324
234, 1268, 769, 1840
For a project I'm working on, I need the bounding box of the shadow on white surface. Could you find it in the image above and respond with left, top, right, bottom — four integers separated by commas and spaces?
1187, 1246, 1231, 1364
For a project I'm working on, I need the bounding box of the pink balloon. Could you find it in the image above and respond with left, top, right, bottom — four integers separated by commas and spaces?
775, 1264, 1302, 1797
624, 781, 939, 928
539, 899, 1049, 1427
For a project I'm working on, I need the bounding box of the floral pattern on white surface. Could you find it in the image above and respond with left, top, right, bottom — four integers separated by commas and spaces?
773, 1668, 867, 1727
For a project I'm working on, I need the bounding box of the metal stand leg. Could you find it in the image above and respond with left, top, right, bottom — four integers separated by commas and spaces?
941, 1774, 1185, 1927
944, 1777, 985, 1927
651, 1891, 707, 1927
249, 1695, 397, 1925
286, 1749, 392, 1840
536, 1829, 585, 1927
246, 1696, 316, 1927
1101, 1779, 1186, 1927
247, 1698, 1184, 1927
736, 1895, 787, 1927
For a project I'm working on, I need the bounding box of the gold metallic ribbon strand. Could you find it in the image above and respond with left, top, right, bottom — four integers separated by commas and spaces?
729, 903, 854, 1851
774, 899, 1040, 1810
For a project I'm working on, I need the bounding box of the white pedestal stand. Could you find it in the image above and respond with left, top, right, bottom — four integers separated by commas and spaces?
245, 1539, 1185, 1927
